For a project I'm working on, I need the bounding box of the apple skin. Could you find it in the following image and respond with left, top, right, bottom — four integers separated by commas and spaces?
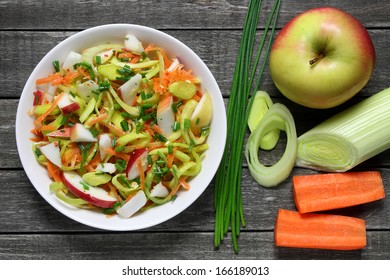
60, 171, 117, 208
269, 7, 375, 109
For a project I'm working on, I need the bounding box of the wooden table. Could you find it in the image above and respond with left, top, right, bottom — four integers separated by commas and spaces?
1, 0, 389, 260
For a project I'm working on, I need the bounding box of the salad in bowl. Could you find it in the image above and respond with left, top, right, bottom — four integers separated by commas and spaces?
16, 24, 226, 230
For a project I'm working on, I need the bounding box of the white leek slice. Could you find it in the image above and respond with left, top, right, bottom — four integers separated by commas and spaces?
245, 103, 297, 187
296, 87, 390, 172
247, 91, 280, 150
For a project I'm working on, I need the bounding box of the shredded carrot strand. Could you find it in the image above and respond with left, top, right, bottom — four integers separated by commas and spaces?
179, 176, 190, 190
85, 113, 108, 126
34, 92, 65, 125
137, 159, 145, 190
46, 161, 62, 182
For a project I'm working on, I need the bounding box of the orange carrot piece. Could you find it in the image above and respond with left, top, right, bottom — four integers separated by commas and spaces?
274, 209, 366, 250
179, 176, 190, 190
85, 113, 108, 126
137, 159, 145, 190
293, 171, 385, 213
34, 92, 65, 125
46, 161, 62, 182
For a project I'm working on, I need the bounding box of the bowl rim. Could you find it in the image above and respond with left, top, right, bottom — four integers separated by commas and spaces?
15, 23, 226, 231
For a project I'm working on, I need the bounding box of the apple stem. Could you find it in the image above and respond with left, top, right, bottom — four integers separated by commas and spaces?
309, 53, 324, 65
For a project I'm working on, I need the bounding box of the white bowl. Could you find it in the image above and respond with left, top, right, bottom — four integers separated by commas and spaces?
15, 24, 226, 230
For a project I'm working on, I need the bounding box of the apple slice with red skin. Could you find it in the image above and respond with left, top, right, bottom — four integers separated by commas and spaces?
47, 127, 71, 139
70, 123, 97, 142
126, 148, 148, 180
61, 171, 117, 208
57, 93, 80, 114
33, 90, 45, 106
40, 142, 62, 167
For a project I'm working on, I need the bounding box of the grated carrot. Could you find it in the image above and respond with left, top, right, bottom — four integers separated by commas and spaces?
137, 159, 145, 190
85, 113, 108, 126
46, 161, 62, 182
34, 92, 65, 125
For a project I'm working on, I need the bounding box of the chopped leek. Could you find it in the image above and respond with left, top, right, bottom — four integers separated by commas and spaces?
247, 91, 280, 150
245, 103, 297, 187
296, 87, 390, 172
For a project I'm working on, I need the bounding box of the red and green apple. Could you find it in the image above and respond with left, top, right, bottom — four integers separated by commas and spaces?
269, 7, 375, 109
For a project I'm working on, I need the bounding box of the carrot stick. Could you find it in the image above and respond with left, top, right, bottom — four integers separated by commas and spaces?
274, 209, 366, 250
34, 92, 65, 125
137, 159, 145, 190
46, 161, 62, 182
85, 113, 108, 126
179, 176, 190, 190
293, 171, 385, 213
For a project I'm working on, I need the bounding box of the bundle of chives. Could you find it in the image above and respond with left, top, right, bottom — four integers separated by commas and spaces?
214, 0, 281, 253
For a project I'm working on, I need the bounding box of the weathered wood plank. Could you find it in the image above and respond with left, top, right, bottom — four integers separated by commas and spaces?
1, 29, 390, 99
0, 231, 388, 260
1, 0, 389, 30
0, 168, 388, 232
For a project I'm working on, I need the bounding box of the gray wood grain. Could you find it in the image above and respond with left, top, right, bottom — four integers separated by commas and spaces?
0, 232, 388, 260
1, 0, 389, 30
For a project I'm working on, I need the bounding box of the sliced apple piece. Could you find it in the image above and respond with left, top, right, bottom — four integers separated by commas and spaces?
62, 51, 82, 71
98, 133, 112, 160
116, 190, 147, 218
118, 73, 142, 106
126, 148, 148, 180
47, 127, 71, 139
61, 171, 117, 208
150, 182, 169, 198
77, 80, 99, 101
95, 49, 114, 64
190, 93, 213, 135
70, 123, 97, 142
157, 95, 175, 137
95, 163, 117, 174
124, 34, 144, 54
57, 93, 80, 114
40, 142, 62, 167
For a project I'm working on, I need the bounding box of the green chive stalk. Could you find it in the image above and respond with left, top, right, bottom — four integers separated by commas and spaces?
213, 0, 281, 253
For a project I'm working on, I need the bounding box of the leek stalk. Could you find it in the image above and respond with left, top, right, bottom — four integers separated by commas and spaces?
245, 103, 297, 187
296, 87, 390, 172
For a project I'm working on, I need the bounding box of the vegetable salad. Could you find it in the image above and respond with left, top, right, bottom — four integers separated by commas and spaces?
30, 33, 213, 218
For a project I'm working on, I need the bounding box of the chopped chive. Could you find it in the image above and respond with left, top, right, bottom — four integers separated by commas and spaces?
172, 101, 183, 113
120, 120, 129, 131
115, 146, 125, 152
60, 115, 69, 126
155, 133, 167, 143
121, 112, 133, 119
196, 117, 200, 125
141, 52, 147, 60
95, 55, 102, 65
184, 118, 191, 130
34, 148, 42, 157
147, 155, 153, 165
73, 62, 95, 80
168, 144, 173, 154
53, 60, 60, 72
115, 159, 126, 173
89, 127, 99, 138
172, 121, 180, 132
98, 80, 111, 91
114, 103, 121, 110
79, 181, 90, 190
